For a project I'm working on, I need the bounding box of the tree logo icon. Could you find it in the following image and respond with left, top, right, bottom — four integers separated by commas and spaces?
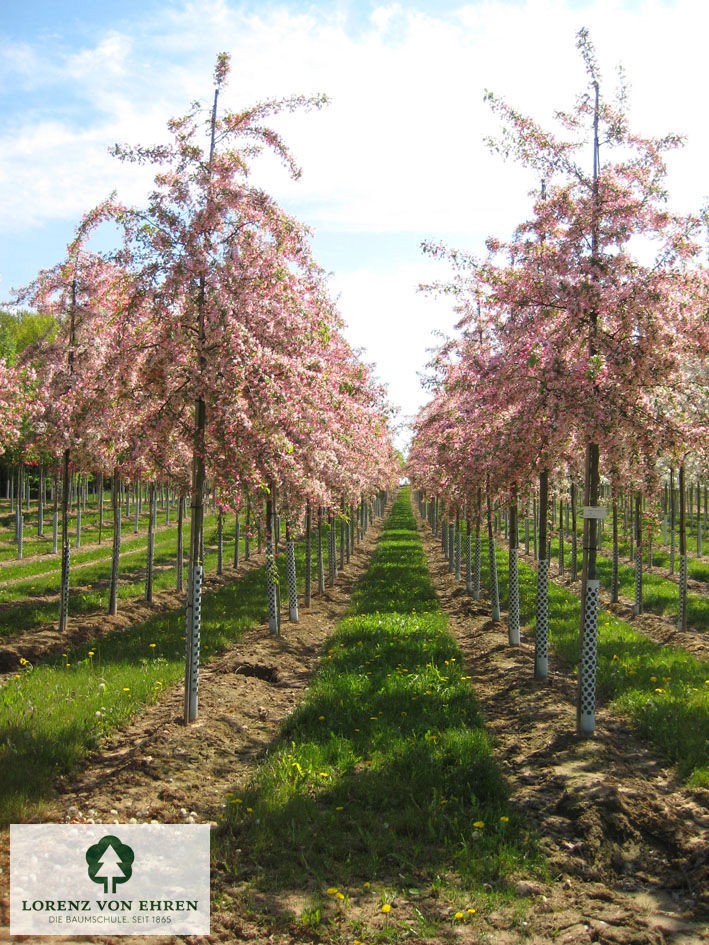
86, 835, 135, 893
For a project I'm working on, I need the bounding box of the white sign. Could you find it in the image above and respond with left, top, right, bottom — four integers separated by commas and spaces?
10, 824, 210, 936
582, 506, 607, 520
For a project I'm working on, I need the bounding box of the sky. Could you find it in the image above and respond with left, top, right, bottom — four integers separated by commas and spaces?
1, 0, 707, 449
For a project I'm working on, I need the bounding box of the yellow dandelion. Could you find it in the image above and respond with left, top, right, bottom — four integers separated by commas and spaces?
318, 715, 325, 720
650, 676, 657, 683
473, 821, 484, 829
149, 643, 156, 648
335, 806, 344, 811
246, 807, 253, 813
454, 911, 464, 920
19, 657, 28, 665
232, 798, 243, 804
363, 882, 370, 889
87, 651, 94, 657
122, 687, 130, 692
381, 904, 391, 914
335, 892, 345, 901
500, 816, 509, 823
467, 907, 476, 915
326, 887, 338, 896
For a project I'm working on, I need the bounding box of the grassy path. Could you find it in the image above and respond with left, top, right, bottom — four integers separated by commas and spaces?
217, 488, 539, 940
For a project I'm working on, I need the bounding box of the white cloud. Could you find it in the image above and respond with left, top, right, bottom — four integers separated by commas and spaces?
331, 257, 458, 447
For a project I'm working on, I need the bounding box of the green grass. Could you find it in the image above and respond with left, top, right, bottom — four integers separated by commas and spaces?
0, 522, 337, 824
0, 496, 158, 562
543, 535, 709, 631
217, 489, 539, 909
479, 539, 709, 786
0, 514, 244, 636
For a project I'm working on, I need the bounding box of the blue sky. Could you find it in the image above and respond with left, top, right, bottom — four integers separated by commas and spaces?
1, 0, 705, 446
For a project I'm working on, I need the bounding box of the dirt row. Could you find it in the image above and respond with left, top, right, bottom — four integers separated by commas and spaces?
418, 514, 709, 944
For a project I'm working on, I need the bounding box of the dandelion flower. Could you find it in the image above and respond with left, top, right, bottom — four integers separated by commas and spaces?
381, 904, 391, 914
336, 892, 345, 901
500, 816, 509, 823
454, 911, 464, 920
87, 651, 94, 657
149, 643, 156, 648
335, 806, 344, 811
467, 907, 476, 915
363, 882, 370, 889
473, 821, 484, 829
19, 658, 28, 665
122, 687, 130, 692
326, 888, 338, 896
650, 676, 657, 683
319, 715, 325, 721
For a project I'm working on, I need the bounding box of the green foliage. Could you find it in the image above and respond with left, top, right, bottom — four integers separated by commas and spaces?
0, 309, 57, 365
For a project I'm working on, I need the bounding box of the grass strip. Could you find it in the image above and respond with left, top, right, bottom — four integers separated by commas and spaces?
479, 540, 709, 787
218, 488, 539, 931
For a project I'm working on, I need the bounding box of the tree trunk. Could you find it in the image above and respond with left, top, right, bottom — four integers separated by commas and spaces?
146, 483, 155, 602
678, 463, 687, 632
265, 494, 280, 635
305, 501, 312, 607
669, 468, 676, 574
486, 479, 500, 621
633, 491, 643, 615
58, 449, 71, 631
317, 506, 325, 593
286, 520, 298, 623
217, 508, 223, 575
576, 438, 601, 737
52, 466, 59, 555
38, 463, 44, 537
473, 488, 482, 600
233, 510, 240, 568
508, 483, 520, 645
176, 493, 184, 592
108, 468, 121, 616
